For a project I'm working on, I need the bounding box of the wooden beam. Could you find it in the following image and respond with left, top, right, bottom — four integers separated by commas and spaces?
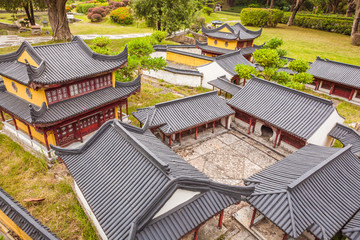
169, 134, 172, 147
218, 210, 224, 229
43, 129, 50, 151
0, 111, 5, 122
179, 132, 181, 144
27, 124, 33, 140
212, 121, 215, 133
195, 127, 198, 140
249, 208, 256, 228
126, 99, 129, 115
252, 119, 256, 133
12, 116, 18, 130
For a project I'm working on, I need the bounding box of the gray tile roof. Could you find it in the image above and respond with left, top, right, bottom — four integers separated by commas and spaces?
164, 66, 203, 76
227, 76, 337, 140
239, 44, 264, 56
309, 57, 360, 88
195, 40, 235, 54
244, 144, 360, 240
167, 48, 214, 61
329, 123, 360, 157
153, 45, 197, 52
132, 91, 235, 135
0, 36, 128, 86
202, 23, 262, 40
0, 76, 141, 125
215, 50, 255, 75
52, 120, 254, 240
0, 187, 59, 240
343, 210, 360, 240
208, 75, 241, 95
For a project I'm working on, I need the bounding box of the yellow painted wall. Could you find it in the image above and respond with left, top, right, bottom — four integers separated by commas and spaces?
112, 71, 116, 88
167, 52, 212, 66
16, 120, 56, 146
3, 77, 47, 107
207, 37, 237, 50
0, 210, 32, 240
17, 50, 38, 67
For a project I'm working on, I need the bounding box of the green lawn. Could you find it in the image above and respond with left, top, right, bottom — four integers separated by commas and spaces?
247, 24, 360, 66
200, 11, 240, 23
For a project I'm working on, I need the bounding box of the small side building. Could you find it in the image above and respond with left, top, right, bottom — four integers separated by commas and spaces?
208, 75, 241, 98
329, 123, 360, 157
0, 187, 58, 240
52, 120, 254, 240
227, 76, 344, 151
244, 144, 360, 240
199, 23, 262, 57
132, 91, 235, 146
308, 57, 360, 103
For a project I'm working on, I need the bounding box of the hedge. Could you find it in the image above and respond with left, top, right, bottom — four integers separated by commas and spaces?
281, 13, 353, 35
240, 8, 284, 27
110, 7, 134, 25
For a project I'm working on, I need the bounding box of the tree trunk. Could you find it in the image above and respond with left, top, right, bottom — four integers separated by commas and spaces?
44, 0, 72, 41
287, 0, 305, 26
23, 1, 36, 26
352, 0, 360, 35
290, 0, 296, 12
266, 0, 270, 7
346, 0, 355, 17
270, 0, 274, 9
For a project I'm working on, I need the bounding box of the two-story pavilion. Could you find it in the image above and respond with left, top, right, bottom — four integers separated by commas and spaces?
197, 23, 262, 57
0, 36, 140, 156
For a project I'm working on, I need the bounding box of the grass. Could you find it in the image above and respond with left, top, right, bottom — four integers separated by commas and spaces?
200, 11, 240, 23
0, 134, 97, 240
337, 102, 360, 123
247, 24, 360, 66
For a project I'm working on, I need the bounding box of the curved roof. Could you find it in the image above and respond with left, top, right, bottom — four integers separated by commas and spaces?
52, 120, 254, 240
0, 36, 128, 86
309, 57, 360, 88
245, 144, 360, 240
0, 187, 59, 240
329, 123, 360, 157
227, 76, 338, 140
132, 91, 235, 135
202, 23, 262, 41
208, 75, 242, 95
195, 40, 235, 55
215, 50, 255, 75
343, 210, 360, 240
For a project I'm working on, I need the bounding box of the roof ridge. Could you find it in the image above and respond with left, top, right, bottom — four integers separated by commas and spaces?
215, 49, 242, 60
287, 145, 352, 191
315, 56, 360, 69
250, 76, 333, 105
334, 123, 360, 137
154, 91, 218, 108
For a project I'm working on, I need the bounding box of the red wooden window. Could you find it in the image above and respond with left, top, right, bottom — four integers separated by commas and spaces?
321, 82, 332, 90
46, 73, 112, 105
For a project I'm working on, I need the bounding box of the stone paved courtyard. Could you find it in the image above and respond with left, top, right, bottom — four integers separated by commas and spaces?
175, 129, 289, 240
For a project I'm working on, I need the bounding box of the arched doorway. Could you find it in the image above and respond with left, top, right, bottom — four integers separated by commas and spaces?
261, 125, 273, 140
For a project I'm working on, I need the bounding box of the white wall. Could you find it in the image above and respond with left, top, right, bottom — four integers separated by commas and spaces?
307, 110, 344, 146
150, 51, 167, 59
74, 182, 108, 240
197, 62, 233, 89
144, 69, 202, 87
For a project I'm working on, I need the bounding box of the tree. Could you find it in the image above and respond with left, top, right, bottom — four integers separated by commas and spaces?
346, 0, 355, 17
253, 49, 286, 80
351, 0, 360, 45
287, 0, 306, 26
0, 0, 46, 26
235, 64, 258, 84
288, 59, 310, 73
43, 0, 72, 41
132, 0, 196, 33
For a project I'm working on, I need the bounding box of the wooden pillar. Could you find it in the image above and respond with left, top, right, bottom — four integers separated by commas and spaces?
27, 124, 33, 140
329, 83, 335, 95
282, 233, 288, 240
119, 104, 123, 121
212, 86, 215, 91
102, 110, 106, 123
193, 227, 200, 240
277, 131, 282, 147
315, 79, 320, 90
195, 127, 198, 140
162, 132, 165, 141
249, 208, 257, 228
12, 116, 18, 130
0, 111, 5, 122
126, 99, 129, 115
349, 89, 355, 100
77, 120, 83, 143
212, 121, 215, 133
273, 129, 280, 148
43, 129, 50, 151
218, 210, 224, 229
248, 118, 252, 134
169, 134, 172, 147
243, 79, 246, 86
179, 132, 181, 144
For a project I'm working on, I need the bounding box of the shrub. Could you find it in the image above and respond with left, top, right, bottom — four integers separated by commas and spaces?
110, 7, 134, 25
76, 3, 97, 14
288, 59, 310, 73
92, 36, 111, 47
65, 5, 72, 12
190, 17, 206, 32
240, 8, 284, 27
109, 1, 125, 9
248, 3, 260, 8
87, 6, 108, 22
202, 7, 213, 16
151, 31, 167, 43
280, 13, 353, 35
90, 13, 102, 22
